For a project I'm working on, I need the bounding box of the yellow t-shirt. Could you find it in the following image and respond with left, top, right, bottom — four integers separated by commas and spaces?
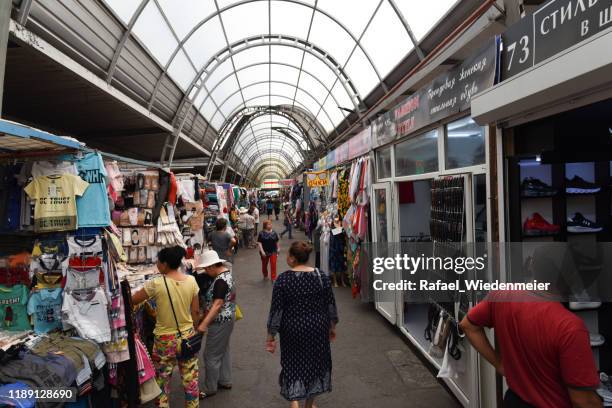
24, 174, 89, 232
144, 275, 199, 336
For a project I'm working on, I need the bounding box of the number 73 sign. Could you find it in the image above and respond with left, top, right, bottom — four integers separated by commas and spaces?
501, 0, 612, 80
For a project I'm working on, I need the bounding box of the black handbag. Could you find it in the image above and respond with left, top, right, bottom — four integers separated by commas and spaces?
162, 276, 203, 360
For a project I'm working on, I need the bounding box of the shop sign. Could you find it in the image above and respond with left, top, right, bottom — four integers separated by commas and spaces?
348, 127, 372, 160
371, 110, 397, 148
394, 40, 498, 138
305, 171, 329, 187
501, 0, 612, 80
318, 157, 327, 171
326, 150, 336, 169
279, 179, 295, 186
335, 142, 349, 164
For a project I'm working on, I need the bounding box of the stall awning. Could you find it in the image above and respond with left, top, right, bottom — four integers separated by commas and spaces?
0, 119, 82, 154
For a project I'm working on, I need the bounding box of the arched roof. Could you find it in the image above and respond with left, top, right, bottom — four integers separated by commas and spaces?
102, 0, 458, 182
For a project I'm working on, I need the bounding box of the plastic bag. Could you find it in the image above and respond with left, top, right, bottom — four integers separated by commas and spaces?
437, 337, 466, 380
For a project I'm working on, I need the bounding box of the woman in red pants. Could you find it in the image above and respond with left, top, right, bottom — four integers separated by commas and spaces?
257, 220, 280, 281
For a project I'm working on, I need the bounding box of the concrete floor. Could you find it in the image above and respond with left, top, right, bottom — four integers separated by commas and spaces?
168, 218, 460, 407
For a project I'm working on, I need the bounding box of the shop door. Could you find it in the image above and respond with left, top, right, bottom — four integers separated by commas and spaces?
371, 182, 397, 324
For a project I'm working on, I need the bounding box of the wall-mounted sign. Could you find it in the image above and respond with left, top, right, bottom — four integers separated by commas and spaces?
371, 110, 397, 148
305, 171, 329, 187
348, 127, 372, 160
501, 0, 612, 80
394, 40, 498, 139
279, 179, 296, 186
335, 142, 349, 165
325, 150, 336, 170
317, 157, 327, 171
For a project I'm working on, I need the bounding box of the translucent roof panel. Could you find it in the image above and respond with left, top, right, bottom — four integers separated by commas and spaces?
101, 0, 459, 178
271, 2, 312, 39
397, 0, 458, 41
221, 2, 269, 44
360, 1, 413, 79
104, 0, 141, 25
157, 0, 216, 40
132, 2, 178, 66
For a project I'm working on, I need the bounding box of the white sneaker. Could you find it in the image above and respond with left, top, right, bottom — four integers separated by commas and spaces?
590, 333, 605, 347
569, 301, 602, 311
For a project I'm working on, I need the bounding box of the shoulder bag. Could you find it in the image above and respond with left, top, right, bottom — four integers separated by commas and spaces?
162, 276, 203, 360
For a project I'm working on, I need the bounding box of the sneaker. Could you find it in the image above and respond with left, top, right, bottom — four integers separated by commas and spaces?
569, 301, 602, 311
523, 213, 560, 236
590, 333, 605, 347
566, 175, 600, 194
599, 374, 612, 405
521, 177, 557, 197
567, 212, 603, 233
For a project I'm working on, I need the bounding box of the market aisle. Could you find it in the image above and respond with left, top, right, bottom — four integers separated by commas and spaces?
169, 218, 459, 407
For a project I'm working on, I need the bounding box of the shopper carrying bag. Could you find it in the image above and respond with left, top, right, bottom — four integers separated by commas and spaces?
196, 250, 237, 399
131, 246, 201, 408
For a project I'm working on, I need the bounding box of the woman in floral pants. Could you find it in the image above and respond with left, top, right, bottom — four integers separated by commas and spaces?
131, 246, 201, 407
153, 332, 199, 407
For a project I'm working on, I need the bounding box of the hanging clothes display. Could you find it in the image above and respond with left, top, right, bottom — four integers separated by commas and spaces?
328, 222, 346, 285
319, 218, 330, 275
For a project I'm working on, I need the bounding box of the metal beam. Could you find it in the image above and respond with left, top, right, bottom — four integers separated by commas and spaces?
151, 0, 382, 104
8, 20, 175, 132
16, 0, 34, 26
208, 79, 339, 139
250, 159, 290, 177
386, 0, 425, 60
200, 60, 349, 127
0, 0, 10, 116
105, 0, 150, 83
233, 128, 308, 159
252, 165, 285, 181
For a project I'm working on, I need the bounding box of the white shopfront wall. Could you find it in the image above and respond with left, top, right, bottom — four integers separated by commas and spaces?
371, 113, 495, 408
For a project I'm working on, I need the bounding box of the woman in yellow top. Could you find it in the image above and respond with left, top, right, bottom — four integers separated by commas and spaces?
132, 246, 201, 408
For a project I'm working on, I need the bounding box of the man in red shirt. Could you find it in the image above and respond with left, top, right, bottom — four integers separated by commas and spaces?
460, 275, 602, 407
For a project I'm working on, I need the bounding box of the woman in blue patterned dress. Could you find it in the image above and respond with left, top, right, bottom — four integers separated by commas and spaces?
266, 241, 339, 408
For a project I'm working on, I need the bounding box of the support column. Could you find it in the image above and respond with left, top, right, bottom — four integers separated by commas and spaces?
0, 0, 12, 116
220, 164, 229, 183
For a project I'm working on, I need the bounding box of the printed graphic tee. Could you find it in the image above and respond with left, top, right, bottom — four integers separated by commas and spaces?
0, 284, 31, 331
75, 153, 111, 227
27, 288, 63, 334
24, 174, 89, 232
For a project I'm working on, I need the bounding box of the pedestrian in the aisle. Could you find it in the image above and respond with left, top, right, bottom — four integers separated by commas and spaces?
258, 219, 280, 280
208, 218, 236, 262
250, 202, 260, 237
266, 198, 274, 220
273, 198, 281, 220
238, 207, 255, 249
196, 250, 236, 399
460, 249, 602, 408
280, 203, 293, 239
266, 241, 338, 408
131, 246, 200, 408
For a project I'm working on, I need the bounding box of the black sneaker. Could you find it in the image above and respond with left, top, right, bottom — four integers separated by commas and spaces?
565, 176, 600, 194
521, 177, 557, 197
567, 212, 603, 233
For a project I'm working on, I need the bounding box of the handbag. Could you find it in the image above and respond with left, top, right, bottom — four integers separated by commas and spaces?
162, 276, 203, 360
235, 305, 243, 321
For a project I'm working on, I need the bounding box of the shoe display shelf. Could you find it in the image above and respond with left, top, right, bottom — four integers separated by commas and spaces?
508, 155, 612, 372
